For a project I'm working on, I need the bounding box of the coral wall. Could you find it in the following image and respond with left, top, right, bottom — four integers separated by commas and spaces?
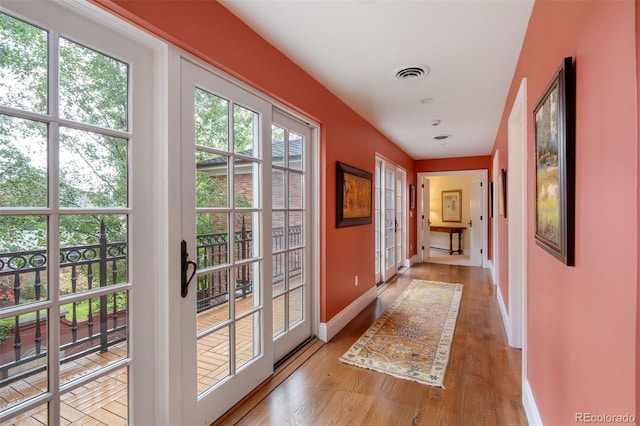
493, 0, 637, 423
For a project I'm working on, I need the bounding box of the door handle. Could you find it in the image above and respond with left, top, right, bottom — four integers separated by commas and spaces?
181, 240, 197, 298
468, 220, 473, 227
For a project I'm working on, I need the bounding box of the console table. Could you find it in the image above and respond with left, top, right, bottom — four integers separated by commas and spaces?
430, 226, 465, 255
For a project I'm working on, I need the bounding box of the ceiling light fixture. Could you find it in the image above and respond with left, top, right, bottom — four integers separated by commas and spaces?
433, 134, 451, 141
394, 64, 430, 81
431, 119, 442, 126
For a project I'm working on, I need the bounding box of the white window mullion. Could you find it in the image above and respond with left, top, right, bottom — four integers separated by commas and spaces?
47, 26, 62, 425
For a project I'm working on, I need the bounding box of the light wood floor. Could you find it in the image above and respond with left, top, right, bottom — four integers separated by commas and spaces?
216, 263, 527, 425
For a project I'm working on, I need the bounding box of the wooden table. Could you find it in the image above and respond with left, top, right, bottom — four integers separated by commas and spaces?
430, 226, 465, 255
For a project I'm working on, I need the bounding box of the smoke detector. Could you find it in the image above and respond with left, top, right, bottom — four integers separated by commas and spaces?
394, 64, 431, 81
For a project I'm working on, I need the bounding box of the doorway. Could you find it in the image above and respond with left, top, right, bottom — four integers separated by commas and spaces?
374, 158, 407, 283
418, 171, 488, 267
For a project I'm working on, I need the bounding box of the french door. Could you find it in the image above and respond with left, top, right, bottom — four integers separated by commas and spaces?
0, 1, 158, 424
180, 59, 273, 424
179, 59, 313, 423
271, 111, 312, 362
376, 159, 406, 282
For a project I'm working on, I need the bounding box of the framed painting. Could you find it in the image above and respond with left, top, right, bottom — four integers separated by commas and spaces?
409, 184, 416, 210
498, 168, 506, 218
336, 162, 372, 228
534, 56, 575, 266
441, 189, 462, 222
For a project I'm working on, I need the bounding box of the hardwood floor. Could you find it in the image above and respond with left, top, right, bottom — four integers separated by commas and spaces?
217, 263, 527, 425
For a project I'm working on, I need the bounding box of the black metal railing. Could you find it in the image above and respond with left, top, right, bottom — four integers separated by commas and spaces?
0, 220, 303, 385
0, 221, 127, 387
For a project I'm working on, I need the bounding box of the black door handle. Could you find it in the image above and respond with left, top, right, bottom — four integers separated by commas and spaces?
181, 240, 197, 298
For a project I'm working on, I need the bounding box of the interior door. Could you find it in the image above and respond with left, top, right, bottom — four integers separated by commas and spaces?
469, 177, 483, 266
180, 58, 273, 425
421, 177, 431, 262
270, 110, 312, 362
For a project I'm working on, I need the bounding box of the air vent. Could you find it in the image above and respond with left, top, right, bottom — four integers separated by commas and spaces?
394, 64, 430, 81
433, 134, 451, 141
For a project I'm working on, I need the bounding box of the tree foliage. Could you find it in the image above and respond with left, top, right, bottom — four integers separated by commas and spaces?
1, 12, 255, 254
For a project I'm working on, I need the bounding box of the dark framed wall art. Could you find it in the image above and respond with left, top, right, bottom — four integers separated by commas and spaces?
336, 162, 372, 228
533, 56, 575, 266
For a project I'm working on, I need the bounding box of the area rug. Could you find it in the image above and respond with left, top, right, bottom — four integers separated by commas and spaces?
339, 279, 463, 388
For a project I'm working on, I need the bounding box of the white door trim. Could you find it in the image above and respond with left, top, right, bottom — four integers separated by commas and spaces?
417, 170, 488, 268
507, 78, 527, 350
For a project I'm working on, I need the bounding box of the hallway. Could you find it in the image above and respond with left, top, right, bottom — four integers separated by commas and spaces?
216, 263, 526, 425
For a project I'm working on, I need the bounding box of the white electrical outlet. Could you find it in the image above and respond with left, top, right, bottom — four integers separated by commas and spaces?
355, 275, 359, 286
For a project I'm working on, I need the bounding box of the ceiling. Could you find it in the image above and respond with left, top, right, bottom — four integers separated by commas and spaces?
220, 0, 534, 160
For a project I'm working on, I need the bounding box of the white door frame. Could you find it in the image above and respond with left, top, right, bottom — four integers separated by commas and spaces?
417, 170, 488, 268
507, 79, 527, 349
0, 1, 167, 424
377, 157, 408, 281
168, 50, 321, 425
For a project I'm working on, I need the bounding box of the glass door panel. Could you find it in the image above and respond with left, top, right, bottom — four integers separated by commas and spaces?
271, 111, 312, 363
180, 58, 272, 425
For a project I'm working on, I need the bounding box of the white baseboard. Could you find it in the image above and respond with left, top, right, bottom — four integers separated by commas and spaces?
318, 285, 377, 343
523, 379, 543, 425
487, 260, 495, 285
496, 284, 510, 340
409, 255, 420, 266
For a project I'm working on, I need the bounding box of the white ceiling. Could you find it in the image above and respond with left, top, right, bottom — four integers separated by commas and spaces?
221, 0, 533, 160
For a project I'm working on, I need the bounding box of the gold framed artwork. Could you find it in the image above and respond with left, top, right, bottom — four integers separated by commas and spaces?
336, 162, 372, 228
441, 189, 462, 222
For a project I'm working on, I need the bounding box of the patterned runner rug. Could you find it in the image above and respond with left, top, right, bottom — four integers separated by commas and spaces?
339, 279, 463, 388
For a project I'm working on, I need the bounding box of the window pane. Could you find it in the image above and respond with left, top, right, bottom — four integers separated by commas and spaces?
0, 216, 48, 307
61, 367, 128, 424
59, 127, 128, 208
234, 262, 258, 316
0, 115, 47, 208
288, 211, 303, 249
196, 269, 230, 332
59, 215, 127, 296
289, 286, 303, 328
59, 292, 128, 386
271, 125, 285, 167
197, 212, 229, 269
273, 294, 285, 338
60, 291, 128, 384
234, 159, 257, 208
234, 104, 257, 158
0, 309, 48, 412
195, 88, 229, 151
288, 249, 303, 286
236, 313, 260, 370
272, 169, 285, 209
288, 171, 303, 209
288, 132, 303, 171
197, 325, 230, 394
272, 212, 285, 253
196, 151, 228, 208
0, 13, 47, 113
59, 38, 128, 131
234, 213, 256, 261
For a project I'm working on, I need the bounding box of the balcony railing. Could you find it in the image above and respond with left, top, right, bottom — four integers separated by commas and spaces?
0, 220, 302, 387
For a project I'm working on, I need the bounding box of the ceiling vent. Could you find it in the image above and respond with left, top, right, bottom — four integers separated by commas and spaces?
394, 64, 430, 81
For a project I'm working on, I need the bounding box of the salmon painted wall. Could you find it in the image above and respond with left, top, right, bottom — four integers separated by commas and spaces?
637, 0, 640, 418
493, 0, 637, 423
93, 0, 416, 323
414, 155, 491, 173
